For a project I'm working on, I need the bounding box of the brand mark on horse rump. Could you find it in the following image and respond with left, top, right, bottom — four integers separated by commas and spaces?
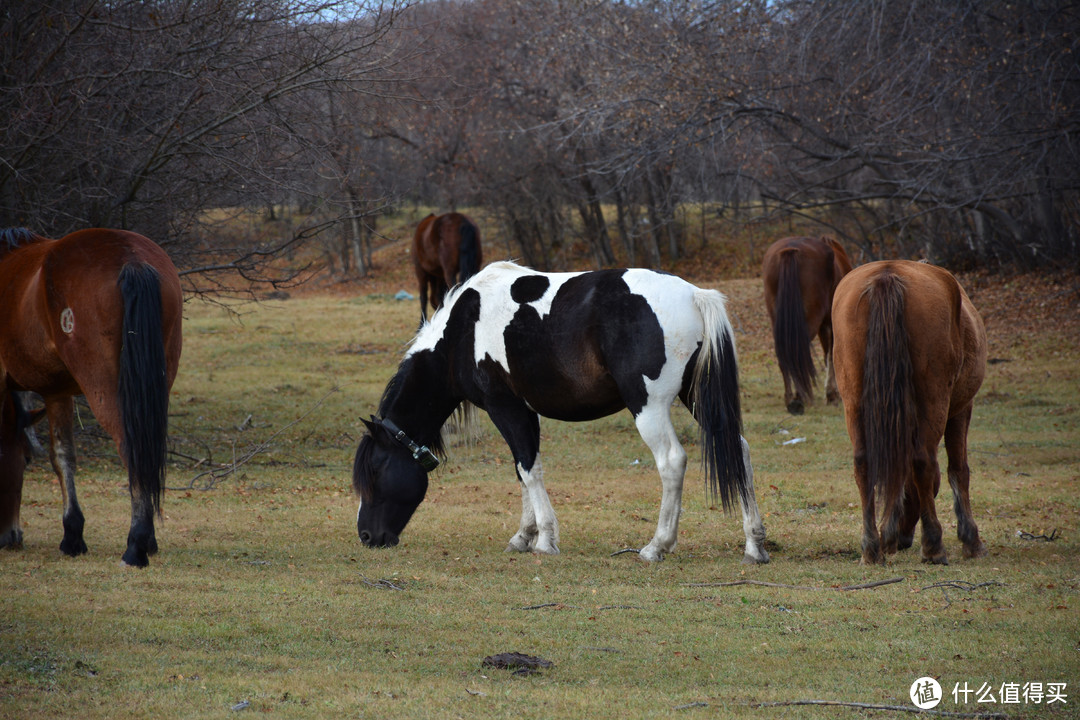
60, 307, 75, 334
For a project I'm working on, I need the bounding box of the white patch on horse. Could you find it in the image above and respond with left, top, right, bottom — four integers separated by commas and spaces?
59, 307, 75, 334
471, 263, 582, 373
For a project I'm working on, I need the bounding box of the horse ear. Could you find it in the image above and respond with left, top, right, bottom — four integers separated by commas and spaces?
361, 416, 379, 434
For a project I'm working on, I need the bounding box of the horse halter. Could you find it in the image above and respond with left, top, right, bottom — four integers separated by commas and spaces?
376, 417, 440, 472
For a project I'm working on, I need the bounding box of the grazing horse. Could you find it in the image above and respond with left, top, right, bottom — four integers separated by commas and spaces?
353, 261, 769, 564
832, 260, 987, 565
762, 235, 852, 414
412, 212, 483, 320
0, 228, 183, 567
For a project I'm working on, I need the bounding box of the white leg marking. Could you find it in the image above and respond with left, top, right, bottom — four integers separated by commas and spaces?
636, 404, 687, 562
511, 457, 559, 555
505, 479, 538, 552
738, 435, 770, 564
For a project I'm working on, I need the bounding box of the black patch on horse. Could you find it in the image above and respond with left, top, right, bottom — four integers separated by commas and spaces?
510, 275, 550, 304
502, 270, 666, 419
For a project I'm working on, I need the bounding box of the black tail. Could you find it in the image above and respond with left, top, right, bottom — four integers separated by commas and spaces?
117, 264, 169, 516
773, 249, 816, 403
691, 290, 748, 512
860, 272, 916, 529
458, 221, 482, 281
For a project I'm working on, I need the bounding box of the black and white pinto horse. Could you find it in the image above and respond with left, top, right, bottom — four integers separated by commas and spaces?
353, 261, 769, 564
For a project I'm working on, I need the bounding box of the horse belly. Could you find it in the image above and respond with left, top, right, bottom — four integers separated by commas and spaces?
518, 372, 626, 422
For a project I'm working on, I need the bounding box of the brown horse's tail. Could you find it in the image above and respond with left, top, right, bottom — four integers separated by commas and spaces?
860, 271, 917, 534
117, 263, 169, 517
773, 248, 816, 402
458, 220, 481, 282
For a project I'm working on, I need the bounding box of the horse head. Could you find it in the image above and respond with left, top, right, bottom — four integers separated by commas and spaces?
352, 417, 432, 548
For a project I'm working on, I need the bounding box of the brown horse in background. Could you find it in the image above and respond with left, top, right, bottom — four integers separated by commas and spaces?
832, 260, 987, 565
0, 228, 183, 567
762, 235, 852, 414
412, 212, 482, 320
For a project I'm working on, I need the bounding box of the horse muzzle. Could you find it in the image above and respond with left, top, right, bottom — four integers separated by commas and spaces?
358, 528, 399, 548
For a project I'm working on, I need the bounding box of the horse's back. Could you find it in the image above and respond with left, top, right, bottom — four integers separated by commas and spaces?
763, 236, 842, 318
417, 263, 707, 421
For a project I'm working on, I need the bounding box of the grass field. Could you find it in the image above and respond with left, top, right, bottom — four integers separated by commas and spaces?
1, 251, 1077, 718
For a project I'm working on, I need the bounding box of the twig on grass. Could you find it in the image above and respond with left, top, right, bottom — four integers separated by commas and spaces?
610, 548, 640, 556
171, 386, 339, 491
359, 575, 406, 591
673, 701, 709, 710
1016, 528, 1058, 542
518, 602, 582, 610
751, 699, 1010, 718
683, 577, 904, 591
919, 581, 1004, 593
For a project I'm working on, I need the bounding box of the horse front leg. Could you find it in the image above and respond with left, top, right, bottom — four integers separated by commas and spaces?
46, 397, 87, 557
737, 436, 769, 564
506, 457, 559, 555
490, 406, 558, 555
506, 475, 538, 552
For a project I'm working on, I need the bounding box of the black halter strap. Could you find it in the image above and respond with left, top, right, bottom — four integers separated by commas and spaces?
378, 417, 440, 472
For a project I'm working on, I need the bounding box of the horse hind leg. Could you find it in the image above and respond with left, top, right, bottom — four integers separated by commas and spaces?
910, 445, 947, 565
737, 436, 769, 564
945, 408, 987, 559
820, 325, 840, 405
633, 405, 687, 562
46, 398, 87, 557
854, 450, 884, 564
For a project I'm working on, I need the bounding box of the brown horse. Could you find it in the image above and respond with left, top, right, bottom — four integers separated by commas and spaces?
0, 228, 183, 567
412, 212, 482, 320
762, 235, 853, 414
832, 260, 987, 565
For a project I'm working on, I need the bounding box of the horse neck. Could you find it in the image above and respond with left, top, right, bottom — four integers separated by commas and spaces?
380, 353, 460, 446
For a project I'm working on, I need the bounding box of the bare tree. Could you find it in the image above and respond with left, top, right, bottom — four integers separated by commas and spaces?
0, 0, 410, 292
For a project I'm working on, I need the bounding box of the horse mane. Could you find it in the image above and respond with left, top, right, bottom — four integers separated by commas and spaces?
0, 228, 45, 259
376, 357, 449, 461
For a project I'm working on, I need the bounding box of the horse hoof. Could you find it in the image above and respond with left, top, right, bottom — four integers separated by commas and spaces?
787, 400, 805, 415
743, 549, 770, 564
638, 547, 664, 562
0, 530, 23, 550
963, 541, 988, 559
60, 538, 88, 557
121, 547, 150, 568
921, 552, 949, 565
505, 535, 533, 553
533, 542, 559, 556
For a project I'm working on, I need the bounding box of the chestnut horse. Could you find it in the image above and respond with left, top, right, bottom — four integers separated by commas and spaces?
0, 228, 183, 567
832, 260, 987, 565
762, 235, 852, 414
412, 212, 482, 320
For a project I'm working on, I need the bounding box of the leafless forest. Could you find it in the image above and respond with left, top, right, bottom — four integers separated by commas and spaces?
2, 1, 1077, 286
